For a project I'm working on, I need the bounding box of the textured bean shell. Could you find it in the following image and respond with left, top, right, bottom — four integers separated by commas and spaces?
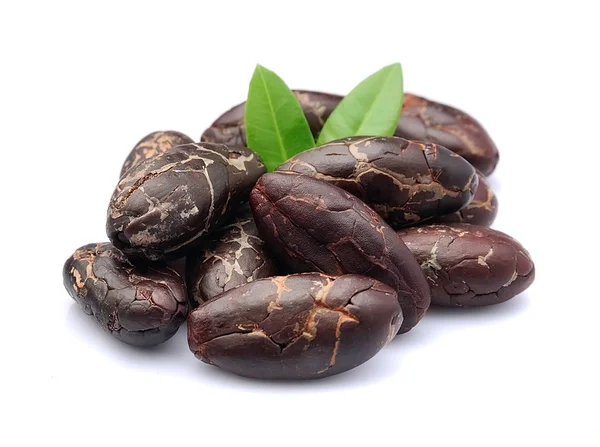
63, 243, 188, 346
186, 206, 277, 306
398, 224, 535, 307
278, 136, 478, 228
201, 90, 340, 145
396, 94, 499, 175
436, 172, 498, 226
120, 130, 194, 176
187, 273, 402, 380
250, 171, 430, 333
201, 90, 498, 175
107, 143, 265, 261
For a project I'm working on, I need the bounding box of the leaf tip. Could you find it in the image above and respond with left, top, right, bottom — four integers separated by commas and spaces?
386, 62, 402, 69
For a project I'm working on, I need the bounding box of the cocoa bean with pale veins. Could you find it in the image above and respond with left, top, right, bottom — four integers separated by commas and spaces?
120, 130, 194, 176
250, 171, 431, 333
396, 94, 499, 176
187, 273, 402, 379
186, 206, 277, 306
201, 90, 499, 174
107, 143, 265, 261
63, 242, 188, 346
436, 172, 498, 227
279, 136, 478, 228
201, 90, 340, 145
398, 224, 535, 307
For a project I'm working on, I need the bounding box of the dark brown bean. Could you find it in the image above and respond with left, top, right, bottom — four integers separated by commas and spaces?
436, 172, 498, 227
201, 90, 499, 175
107, 143, 265, 261
278, 136, 478, 228
398, 224, 535, 307
187, 273, 402, 379
250, 171, 430, 333
201, 90, 340, 145
292, 90, 342, 136
397, 94, 499, 176
186, 206, 277, 307
63, 242, 188, 346
120, 130, 194, 176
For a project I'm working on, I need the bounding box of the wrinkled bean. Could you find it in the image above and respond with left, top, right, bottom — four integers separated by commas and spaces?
396, 94, 499, 176
120, 130, 194, 176
201, 90, 340, 145
107, 143, 265, 261
187, 273, 402, 379
436, 172, 498, 226
186, 206, 277, 306
201, 90, 499, 174
250, 171, 430, 333
398, 224, 535, 307
63, 242, 188, 346
279, 136, 478, 228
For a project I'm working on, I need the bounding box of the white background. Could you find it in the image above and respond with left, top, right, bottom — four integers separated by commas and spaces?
1, 1, 598, 446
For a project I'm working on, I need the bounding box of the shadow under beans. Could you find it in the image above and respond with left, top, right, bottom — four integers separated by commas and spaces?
65, 293, 530, 387
425, 292, 530, 319
388, 293, 531, 350
65, 304, 191, 366
484, 174, 502, 195
192, 347, 401, 391
66, 303, 400, 387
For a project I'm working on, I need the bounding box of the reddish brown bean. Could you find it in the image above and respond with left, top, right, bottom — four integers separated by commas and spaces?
63, 242, 188, 346
278, 136, 478, 228
436, 172, 498, 227
201, 90, 499, 175
187, 273, 402, 380
250, 171, 431, 333
107, 143, 265, 261
398, 224, 535, 307
120, 130, 194, 176
186, 206, 277, 306
396, 94, 499, 176
201, 90, 340, 145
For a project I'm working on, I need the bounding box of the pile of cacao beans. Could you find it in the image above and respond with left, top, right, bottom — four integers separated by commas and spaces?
63, 90, 535, 380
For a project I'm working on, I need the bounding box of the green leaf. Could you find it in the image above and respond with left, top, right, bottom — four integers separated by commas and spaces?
245, 64, 315, 171
317, 63, 404, 145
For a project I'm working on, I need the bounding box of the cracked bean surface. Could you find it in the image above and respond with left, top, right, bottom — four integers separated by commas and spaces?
436, 172, 498, 226
120, 130, 194, 176
187, 273, 402, 380
107, 143, 265, 261
201, 90, 498, 175
201, 90, 340, 145
396, 94, 499, 176
278, 136, 478, 228
186, 206, 277, 306
398, 224, 535, 307
63, 242, 188, 346
250, 171, 431, 333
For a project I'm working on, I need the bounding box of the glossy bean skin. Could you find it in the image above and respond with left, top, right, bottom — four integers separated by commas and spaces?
107, 143, 265, 261
187, 273, 402, 380
201, 90, 498, 175
63, 243, 188, 346
186, 206, 277, 307
120, 130, 194, 176
398, 224, 535, 307
436, 172, 498, 227
250, 171, 430, 333
278, 136, 478, 228
396, 94, 499, 176
201, 90, 340, 145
